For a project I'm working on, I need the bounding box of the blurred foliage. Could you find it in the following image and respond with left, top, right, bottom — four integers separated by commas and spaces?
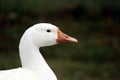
0, 0, 120, 80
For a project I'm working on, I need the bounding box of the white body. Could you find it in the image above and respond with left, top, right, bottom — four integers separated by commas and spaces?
0, 68, 41, 80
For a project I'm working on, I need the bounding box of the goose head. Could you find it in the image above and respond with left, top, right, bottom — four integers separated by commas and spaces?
22, 23, 77, 48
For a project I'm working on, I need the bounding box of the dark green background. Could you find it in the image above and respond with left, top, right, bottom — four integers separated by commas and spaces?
0, 0, 120, 80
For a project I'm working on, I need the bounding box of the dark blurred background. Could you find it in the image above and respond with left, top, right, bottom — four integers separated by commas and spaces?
0, 0, 120, 80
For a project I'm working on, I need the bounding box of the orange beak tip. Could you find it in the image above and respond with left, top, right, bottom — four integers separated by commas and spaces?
70, 38, 78, 43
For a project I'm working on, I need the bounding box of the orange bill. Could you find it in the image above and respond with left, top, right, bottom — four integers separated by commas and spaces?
57, 28, 78, 43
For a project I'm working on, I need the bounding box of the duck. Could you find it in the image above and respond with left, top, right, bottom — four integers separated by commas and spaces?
0, 23, 78, 80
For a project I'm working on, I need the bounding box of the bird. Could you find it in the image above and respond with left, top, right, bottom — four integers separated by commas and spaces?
0, 23, 78, 80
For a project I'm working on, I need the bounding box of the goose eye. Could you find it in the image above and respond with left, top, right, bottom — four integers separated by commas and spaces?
46, 29, 51, 33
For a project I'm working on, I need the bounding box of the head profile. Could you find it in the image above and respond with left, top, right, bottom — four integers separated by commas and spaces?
20, 23, 77, 48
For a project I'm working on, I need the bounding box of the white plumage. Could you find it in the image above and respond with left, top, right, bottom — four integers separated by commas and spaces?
0, 68, 41, 80
0, 23, 77, 80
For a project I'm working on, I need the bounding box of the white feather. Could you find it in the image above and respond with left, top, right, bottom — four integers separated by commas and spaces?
0, 23, 58, 80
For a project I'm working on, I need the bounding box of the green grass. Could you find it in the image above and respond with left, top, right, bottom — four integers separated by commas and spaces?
48, 59, 119, 80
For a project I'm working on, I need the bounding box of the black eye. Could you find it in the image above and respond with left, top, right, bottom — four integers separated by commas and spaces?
46, 29, 51, 33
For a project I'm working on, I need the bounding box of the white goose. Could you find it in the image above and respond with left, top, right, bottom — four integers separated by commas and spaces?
0, 23, 77, 80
